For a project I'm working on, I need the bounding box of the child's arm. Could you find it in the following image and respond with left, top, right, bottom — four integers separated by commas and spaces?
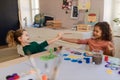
47, 32, 63, 44
107, 42, 114, 51
61, 37, 79, 43
105, 41, 114, 56
108, 42, 114, 56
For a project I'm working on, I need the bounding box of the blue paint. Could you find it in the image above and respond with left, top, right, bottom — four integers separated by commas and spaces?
85, 57, 90, 64
105, 64, 109, 68
71, 59, 78, 62
63, 54, 68, 56
64, 58, 71, 60
83, 53, 87, 56
78, 60, 82, 64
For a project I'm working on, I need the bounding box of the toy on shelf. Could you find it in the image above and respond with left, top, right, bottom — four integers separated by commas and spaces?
76, 24, 91, 31
46, 20, 62, 29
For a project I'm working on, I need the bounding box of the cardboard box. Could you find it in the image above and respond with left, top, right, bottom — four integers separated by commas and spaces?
77, 24, 90, 31
46, 20, 62, 29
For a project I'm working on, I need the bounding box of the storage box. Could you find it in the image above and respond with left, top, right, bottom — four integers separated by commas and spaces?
76, 24, 90, 31
46, 20, 62, 29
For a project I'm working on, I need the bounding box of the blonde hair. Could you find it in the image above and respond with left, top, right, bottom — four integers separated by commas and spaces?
6, 29, 26, 47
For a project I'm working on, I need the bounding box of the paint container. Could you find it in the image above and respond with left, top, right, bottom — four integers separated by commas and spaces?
64, 57, 71, 60
78, 60, 82, 64
92, 53, 103, 65
118, 71, 120, 74
104, 55, 108, 62
71, 59, 78, 62
85, 57, 90, 64
92, 50, 103, 65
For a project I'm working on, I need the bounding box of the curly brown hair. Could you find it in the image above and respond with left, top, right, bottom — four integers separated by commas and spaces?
94, 22, 112, 41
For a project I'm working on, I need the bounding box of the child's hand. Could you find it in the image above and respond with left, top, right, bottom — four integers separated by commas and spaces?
107, 42, 114, 51
57, 32, 64, 39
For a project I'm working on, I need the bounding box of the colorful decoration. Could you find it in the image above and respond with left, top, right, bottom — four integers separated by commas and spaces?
62, 0, 72, 9
85, 10, 99, 26
87, 13, 97, 23
62, 0, 73, 14
78, 0, 91, 10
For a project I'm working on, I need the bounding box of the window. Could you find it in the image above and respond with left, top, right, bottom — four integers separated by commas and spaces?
18, 0, 40, 27
31, 0, 40, 23
112, 0, 120, 19
104, 0, 120, 32
112, 0, 120, 32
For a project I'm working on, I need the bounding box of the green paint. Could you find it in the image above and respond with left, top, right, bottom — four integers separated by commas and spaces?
40, 48, 56, 61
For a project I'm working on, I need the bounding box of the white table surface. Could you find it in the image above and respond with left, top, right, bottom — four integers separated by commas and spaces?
0, 50, 120, 80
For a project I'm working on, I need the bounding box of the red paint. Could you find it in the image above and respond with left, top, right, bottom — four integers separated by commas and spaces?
104, 55, 108, 62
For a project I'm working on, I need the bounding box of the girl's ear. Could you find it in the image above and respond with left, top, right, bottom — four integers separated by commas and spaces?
18, 37, 22, 42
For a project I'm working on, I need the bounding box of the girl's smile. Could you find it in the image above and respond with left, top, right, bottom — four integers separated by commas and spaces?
93, 26, 102, 39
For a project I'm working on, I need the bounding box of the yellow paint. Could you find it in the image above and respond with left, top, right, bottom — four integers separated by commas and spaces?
68, 55, 79, 59
106, 69, 112, 74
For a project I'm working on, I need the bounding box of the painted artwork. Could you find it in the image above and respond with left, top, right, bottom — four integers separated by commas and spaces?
87, 13, 97, 23
85, 10, 99, 26
71, 6, 78, 19
62, 0, 72, 10
78, 0, 90, 10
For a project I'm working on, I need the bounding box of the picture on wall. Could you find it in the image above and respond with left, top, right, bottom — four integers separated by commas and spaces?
84, 10, 99, 26
71, 6, 78, 19
78, 0, 91, 10
62, 0, 72, 10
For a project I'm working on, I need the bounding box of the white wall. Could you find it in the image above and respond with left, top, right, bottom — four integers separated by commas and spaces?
40, 0, 104, 28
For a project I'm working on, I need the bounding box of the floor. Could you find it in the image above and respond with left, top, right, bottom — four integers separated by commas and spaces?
0, 45, 8, 49
0, 46, 20, 63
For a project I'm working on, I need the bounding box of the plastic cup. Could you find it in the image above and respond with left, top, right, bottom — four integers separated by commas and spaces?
92, 50, 103, 64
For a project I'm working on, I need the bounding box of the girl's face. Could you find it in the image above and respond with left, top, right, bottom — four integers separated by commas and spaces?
93, 26, 102, 39
19, 31, 30, 44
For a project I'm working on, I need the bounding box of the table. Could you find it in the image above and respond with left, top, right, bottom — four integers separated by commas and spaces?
0, 49, 120, 80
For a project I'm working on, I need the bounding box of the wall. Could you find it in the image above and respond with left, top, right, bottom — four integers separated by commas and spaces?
40, 0, 104, 28
0, 0, 19, 45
